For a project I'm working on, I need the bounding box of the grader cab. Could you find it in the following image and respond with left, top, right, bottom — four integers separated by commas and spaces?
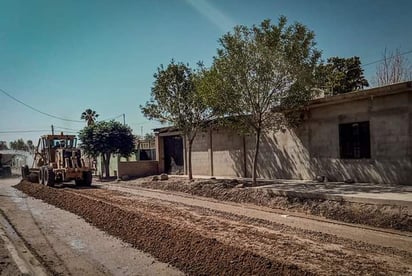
22, 133, 92, 187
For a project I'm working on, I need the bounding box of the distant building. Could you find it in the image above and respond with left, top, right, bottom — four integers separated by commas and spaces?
96, 137, 157, 178
0, 150, 32, 169
155, 81, 412, 185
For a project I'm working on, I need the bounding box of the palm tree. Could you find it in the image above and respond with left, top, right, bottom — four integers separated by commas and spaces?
81, 109, 99, 126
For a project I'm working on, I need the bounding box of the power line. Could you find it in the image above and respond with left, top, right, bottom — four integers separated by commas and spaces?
100, 114, 123, 121
333, 49, 412, 75
0, 126, 80, 134
1, 87, 128, 124
130, 121, 155, 126
362, 49, 412, 67
3, 49, 408, 125
0, 130, 50, 133
54, 126, 80, 131
56, 131, 78, 134
0, 130, 78, 135
0, 88, 84, 123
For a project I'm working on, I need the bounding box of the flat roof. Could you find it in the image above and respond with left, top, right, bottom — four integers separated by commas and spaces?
153, 126, 179, 133
308, 81, 412, 108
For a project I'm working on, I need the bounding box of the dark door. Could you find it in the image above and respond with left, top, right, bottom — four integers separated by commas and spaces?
164, 135, 184, 174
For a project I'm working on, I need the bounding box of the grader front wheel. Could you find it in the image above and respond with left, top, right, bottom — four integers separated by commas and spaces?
21, 165, 29, 180
39, 167, 44, 184
83, 171, 92, 186
28, 173, 39, 183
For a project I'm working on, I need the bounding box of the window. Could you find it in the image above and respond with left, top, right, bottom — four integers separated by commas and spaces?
339, 121, 371, 159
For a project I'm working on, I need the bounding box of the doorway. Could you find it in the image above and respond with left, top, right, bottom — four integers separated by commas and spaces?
163, 135, 184, 174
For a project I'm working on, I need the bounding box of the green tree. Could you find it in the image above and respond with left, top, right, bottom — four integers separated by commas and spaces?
211, 16, 321, 184
81, 109, 99, 126
141, 61, 214, 179
316, 56, 369, 95
26, 140, 35, 152
9, 138, 29, 151
0, 141, 8, 150
78, 121, 135, 178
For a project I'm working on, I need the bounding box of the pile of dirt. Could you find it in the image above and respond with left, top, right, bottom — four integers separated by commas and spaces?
137, 178, 412, 231
14, 181, 312, 275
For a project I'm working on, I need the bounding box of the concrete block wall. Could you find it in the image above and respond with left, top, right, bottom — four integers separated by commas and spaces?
245, 128, 313, 180
211, 129, 245, 177
370, 93, 410, 159
164, 83, 412, 185
307, 92, 412, 184
118, 161, 158, 178
189, 127, 313, 180
156, 135, 165, 173
187, 129, 245, 177
190, 131, 211, 175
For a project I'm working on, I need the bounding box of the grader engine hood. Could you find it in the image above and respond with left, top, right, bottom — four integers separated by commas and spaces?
56, 149, 83, 169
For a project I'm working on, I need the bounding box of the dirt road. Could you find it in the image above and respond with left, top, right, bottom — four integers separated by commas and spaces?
103, 183, 412, 251
5, 178, 412, 275
0, 178, 182, 275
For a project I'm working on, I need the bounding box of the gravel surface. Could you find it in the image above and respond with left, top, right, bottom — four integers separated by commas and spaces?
135, 177, 412, 231
0, 178, 181, 276
15, 181, 311, 275
14, 180, 412, 275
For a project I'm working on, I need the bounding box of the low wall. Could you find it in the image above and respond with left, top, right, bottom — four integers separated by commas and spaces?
118, 161, 159, 178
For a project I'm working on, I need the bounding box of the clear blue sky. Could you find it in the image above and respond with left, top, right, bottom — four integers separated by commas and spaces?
1, 0, 411, 144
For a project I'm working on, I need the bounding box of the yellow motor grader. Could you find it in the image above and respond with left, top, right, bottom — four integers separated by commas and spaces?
22, 133, 92, 187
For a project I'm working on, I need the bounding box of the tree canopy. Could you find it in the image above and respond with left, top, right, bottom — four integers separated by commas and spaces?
81, 109, 99, 126
141, 61, 214, 179
316, 56, 369, 95
140, 16, 374, 183
9, 139, 29, 151
78, 120, 135, 178
209, 16, 321, 183
0, 141, 8, 150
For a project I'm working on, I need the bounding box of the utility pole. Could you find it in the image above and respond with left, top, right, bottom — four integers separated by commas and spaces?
51, 125, 54, 135
123, 114, 126, 125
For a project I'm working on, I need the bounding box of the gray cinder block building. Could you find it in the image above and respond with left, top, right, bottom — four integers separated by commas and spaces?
155, 81, 412, 185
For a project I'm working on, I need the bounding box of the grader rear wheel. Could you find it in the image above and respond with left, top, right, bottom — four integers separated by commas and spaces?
75, 178, 84, 186
75, 171, 92, 186
44, 169, 55, 187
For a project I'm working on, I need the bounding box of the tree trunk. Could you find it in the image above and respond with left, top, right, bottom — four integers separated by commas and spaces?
252, 128, 261, 185
101, 154, 105, 178
102, 153, 111, 179
188, 138, 193, 180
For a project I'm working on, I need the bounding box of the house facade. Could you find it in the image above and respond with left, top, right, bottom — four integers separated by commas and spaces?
155, 81, 412, 185
96, 138, 157, 179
